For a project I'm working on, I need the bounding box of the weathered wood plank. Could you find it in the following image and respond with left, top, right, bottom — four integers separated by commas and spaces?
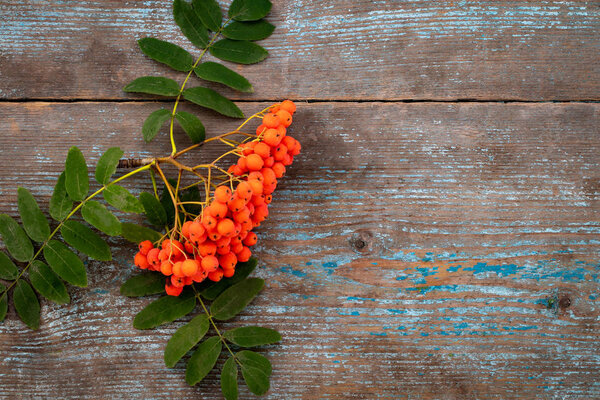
1, 1, 599, 101
0, 102, 599, 398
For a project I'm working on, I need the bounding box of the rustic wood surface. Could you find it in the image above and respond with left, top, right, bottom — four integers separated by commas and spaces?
1, 1, 599, 399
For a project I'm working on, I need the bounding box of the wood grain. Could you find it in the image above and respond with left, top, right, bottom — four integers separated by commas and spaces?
1, 0, 599, 101
0, 102, 598, 399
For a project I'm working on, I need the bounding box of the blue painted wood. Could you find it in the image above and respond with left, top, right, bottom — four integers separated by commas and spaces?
0, 102, 598, 398
0, 1, 598, 100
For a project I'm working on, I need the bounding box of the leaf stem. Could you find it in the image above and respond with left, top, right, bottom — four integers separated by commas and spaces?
0, 163, 154, 302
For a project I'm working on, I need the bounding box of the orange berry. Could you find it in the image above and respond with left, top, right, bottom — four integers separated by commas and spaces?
273, 144, 288, 161
209, 201, 228, 218
260, 168, 277, 186
217, 218, 235, 237
231, 165, 245, 176
282, 136, 296, 152
219, 252, 237, 270
207, 230, 221, 242
202, 214, 217, 230
201, 255, 219, 272
189, 221, 206, 239
147, 248, 161, 268
138, 240, 153, 255
171, 275, 185, 288
214, 186, 232, 203
252, 194, 265, 206
223, 268, 235, 278
217, 245, 231, 255
256, 124, 267, 135
182, 259, 199, 277
263, 128, 282, 147
237, 157, 248, 171
232, 242, 244, 254
158, 249, 169, 261
216, 236, 231, 248
162, 240, 184, 258
270, 104, 281, 113
233, 208, 251, 224
264, 156, 275, 168
172, 261, 184, 277
243, 232, 258, 246
248, 171, 264, 182
165, 282, 183, 296
282, 153, 294, 166
275, 109, 292, 127
235, 182, 253, 201
134, 252, 149, 269
262, 113, 280, 128
276, 124, 286, 137
181, 221, 194, 240
240, 142, 255, 156
280, 100, 296, 115
184, 241, 195, 254
208, 268, 224, 282
246, 153, 264, 171
241, 218, 253, 232
291, 139, 301, 156
191, 269, 208, 283
264, 194, 273, 204
198, 241, 217, 257
228, 196, 247, 213
272, 162, 286, 178
263, 182, 276, 195
254, 142, 271, 158
248, 179, 263, 196
160, 261, 173, 276
237, 246, 252, 262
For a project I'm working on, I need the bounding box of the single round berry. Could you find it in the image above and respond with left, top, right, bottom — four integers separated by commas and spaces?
172, 261, 184, 277
263, 129, 283, 147
254, 142, 271, 158
243, 232, 258, 246
280, 100, 296, 115
181, 221, 194, 240
208, 268, 224, 282
209, 201, 228, 218
182, 259, 199, 277
134, 252, 149, 269
262, 113, 280, 128
237, 246, 252, 262
217, 218, 235, 237
138, 240, 153, 256
147, 248, 161, 268
246, 153, 264, 171
165, 282, 183, 296
272, 162, 286, 178
214, 186, 232, 203
160, 261, 173, 276
275, 109, 292, 127
223, 268, 235, 278
201, 255, 219, 272
171, 275, 186, 288
199, 241, 217, 257
219, 252, 237, 270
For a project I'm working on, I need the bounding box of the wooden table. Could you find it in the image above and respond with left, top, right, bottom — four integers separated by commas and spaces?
1, 1, 599, 398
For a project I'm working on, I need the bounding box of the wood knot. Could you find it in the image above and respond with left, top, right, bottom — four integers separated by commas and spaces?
349, 230, 374, 254
558, 296, 571, 309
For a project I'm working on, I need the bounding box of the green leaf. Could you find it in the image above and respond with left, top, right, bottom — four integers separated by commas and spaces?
95, 147, 124, 185
133, 289, 195, 329
174, 0, 209, 49
61, 220, 112, 261
211, 277, 264, 321
120, 271, 166, 297
137, 37, 194, 72
65, 146, 89, 202
81, 200, 121, 236
228, 0, 272, 21
201, 258, 257, 300
0, 252, 19, 280
17, 187, 50, 242
193, 0, 222, 31
123, 76, 180, 97
194, 62, 253, 93
120, 223, 162, 244
0, 214, 33, 262
164, 314, 209, 368
13, 280, 40, 330
49, 171, 73, 221
183, 87, 244, 118
221, 356, 238, 400
222, 20, 274, 41
209, 39, 268, 65
224, 326, 281, 347
43, 240, 87, 287
0, 283, 7, 323
185, 336, 222, 385
103, 185, 144, 213
178, 186, 202, 215
142, 109, 172, 143
139, 192, 168, 227
175, 111, 206, 144
29, 260, 70, 305
237, 350, 271, 395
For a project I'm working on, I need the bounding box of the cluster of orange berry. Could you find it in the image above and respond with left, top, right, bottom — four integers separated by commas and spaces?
133, 101, 299, 296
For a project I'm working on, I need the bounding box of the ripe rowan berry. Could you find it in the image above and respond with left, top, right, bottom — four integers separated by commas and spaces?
243, 232, 258, 246
201, 255, 219, 272
241, 218, 253, 232
209, 201, 228, 218
275, 109, 292, 127
219, 252, 237, 270
162, 240, 184, 258
158, 249, 169, 262
184, 241, 195, 254
272, 162, 286, 178
231, 242, 244, 254
264, 194, 273, 204
165, 282, 183, 296
248, 179, 263, 196
260, 168, 277, 186
217, 245, 231, 255
246, 153, 264, 171
273, 144, 288, 161
217, 218, 235, 237
235, 181, 253, 201
202, 214, 217, 230
198, 241, 217, 257
191, 269, 208, 283
208, 268, 224, 282
207, 230, 221, 241
189, 221, 205, 239
256, 124, 267, 135
172, 261, 184, 277
276, 124, 286, 137
216, 236, 231, 248
264, 156, 275, 168
228, 196, 246, 213
263, 182, 276, 195
147, 248, 160, 268
282, 153, 294, 166
252, 194, 266, 206
280, 100, 296, 114
262, 113, 280, 128
270, 104, 281, 113
134, 252, 149, 269
263, 129, 283, 147
138, 240, 153, 255
233, 208, 251, 224
160, 261, 173, 276
223, 268, 235, 278
182, 259, 199, 277
214, 186, 232, 203
237, 246, 252, 262
181, 221, 194, 240
231, 165, 245, 176
171, 275, 185, 287
254, 142, 271, 158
